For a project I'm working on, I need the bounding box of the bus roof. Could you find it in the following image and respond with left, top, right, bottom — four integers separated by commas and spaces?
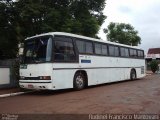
26, 32, 142, 50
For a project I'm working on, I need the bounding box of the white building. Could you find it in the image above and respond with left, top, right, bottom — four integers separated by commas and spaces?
146, 48, 160, 60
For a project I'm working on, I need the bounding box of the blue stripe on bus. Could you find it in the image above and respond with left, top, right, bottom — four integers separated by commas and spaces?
81, 59, 91, 63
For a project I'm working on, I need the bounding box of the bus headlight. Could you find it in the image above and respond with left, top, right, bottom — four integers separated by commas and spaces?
20, 76, 25, 80
39, 76, 51, 80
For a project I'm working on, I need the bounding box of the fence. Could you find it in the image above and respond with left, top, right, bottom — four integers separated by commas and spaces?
0, 59, 19, 89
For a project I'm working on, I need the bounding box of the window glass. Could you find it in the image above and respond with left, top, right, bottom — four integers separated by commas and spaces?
125, 48, 129, 57
109, 45, 114, 56
130, 49, 137, 57
95, 43, 101, 54
86, 41, 93, 54
76, 40, 93, 54
138, 50, 144, 58
120, 47, 129, 57
129, 49, 134, 57
120, 47, 125, 57
141, 51, 144, 58
109, 45, 119, 56
142, 51, 144, 58
115, 46, 119, 56
24, 36, 52, 63
54, 40, 76, 61
102, 45, 108, 55
138, 50, 141, 57
46, 38, 52, 61
76, 40, 85, 53
133, 50, 137, 57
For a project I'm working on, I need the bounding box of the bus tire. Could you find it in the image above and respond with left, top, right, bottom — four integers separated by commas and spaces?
73, 72, 86, 90
130, 69, 136, 80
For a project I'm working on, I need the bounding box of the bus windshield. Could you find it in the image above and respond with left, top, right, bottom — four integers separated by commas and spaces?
23, 36, 52, 64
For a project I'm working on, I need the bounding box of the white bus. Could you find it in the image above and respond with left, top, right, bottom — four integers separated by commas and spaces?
19, 32, 145, 90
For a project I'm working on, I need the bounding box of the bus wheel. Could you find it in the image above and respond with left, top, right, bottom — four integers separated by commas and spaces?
130, 69, 136, 80
73, 72, 85, 90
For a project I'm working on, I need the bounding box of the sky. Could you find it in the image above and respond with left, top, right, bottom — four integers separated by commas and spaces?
98, 0, 160, 53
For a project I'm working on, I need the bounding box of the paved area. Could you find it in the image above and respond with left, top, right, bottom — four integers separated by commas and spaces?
0, 88, 21, 95
0, 74, 160, 114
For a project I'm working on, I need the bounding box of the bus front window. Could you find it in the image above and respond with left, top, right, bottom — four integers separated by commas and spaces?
24, 36, 52, 63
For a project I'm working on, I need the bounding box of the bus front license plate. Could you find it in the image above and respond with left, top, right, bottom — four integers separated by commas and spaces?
28, 84, 33, 88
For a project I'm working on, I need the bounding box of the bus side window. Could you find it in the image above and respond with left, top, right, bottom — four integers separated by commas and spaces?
109, 45, 119, 57
76, 39, 93, 54
130, 49, 137, 58
115, 46, 119, 56
141, 51, 144, 58
133, 50, 137, 57
109, 45, 115, 56
138, 50, 141, 58
85, 41, 93, 54
129, 49, 134, 57
76, 40, 85, 53
120, 47, 125, 57
95, 43, 102, 54
102, 44, 108, 55
120, 47, 129, 57
125, 48, 129, 57
138, 50, 144, 58
54, 38, 76, 62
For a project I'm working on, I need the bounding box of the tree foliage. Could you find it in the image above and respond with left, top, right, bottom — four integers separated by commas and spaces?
150, 60, 159, 73
0, 0, 106, 59
0, 0, 18, 59
104, 22, 141, 46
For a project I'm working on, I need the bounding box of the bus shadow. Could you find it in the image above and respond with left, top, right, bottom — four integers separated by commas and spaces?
25, 88, 75, 96
87, 78, 143, 89
25, 78, 144, 96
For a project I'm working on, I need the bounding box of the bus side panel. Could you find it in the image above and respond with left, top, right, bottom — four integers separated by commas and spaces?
52, 64, 79, 90
51, 55, 145, 90
82, 55, 145, 86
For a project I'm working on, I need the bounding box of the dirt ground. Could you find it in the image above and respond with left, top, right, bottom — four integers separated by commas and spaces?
0, 74, 160, 114
0, 88, 21, 95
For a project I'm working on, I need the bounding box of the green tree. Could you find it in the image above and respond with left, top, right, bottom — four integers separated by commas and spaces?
15, 0, 106, 38
104, 22, 141, 46
0, 0, 106, 59
150, 60, 159, 73
0, 0, 18, 59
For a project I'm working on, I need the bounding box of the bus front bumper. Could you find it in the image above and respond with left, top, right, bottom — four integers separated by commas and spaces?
19, 80, 53, 90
